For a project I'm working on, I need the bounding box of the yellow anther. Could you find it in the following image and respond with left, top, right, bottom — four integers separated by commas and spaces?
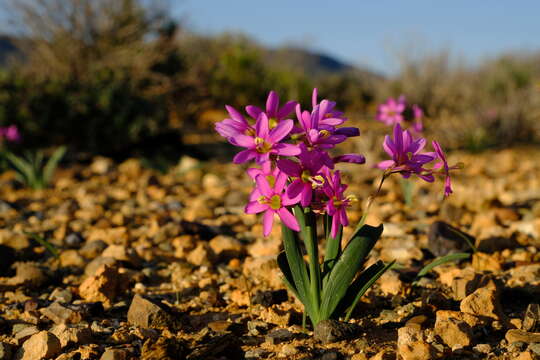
319, 130, 331, 138
269, 195, 281, 210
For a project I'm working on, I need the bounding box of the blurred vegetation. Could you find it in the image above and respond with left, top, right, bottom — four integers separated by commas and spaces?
0, 0, 539, 156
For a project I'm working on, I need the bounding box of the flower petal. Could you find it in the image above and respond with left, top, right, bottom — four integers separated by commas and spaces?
245, 201, 268, 214
275, 143, 301, 156
233, 149, 256, 164
255, 174, 273, 197
278, 208, 300, 232
269, 119, 293, 143
225, 105, 245, 123
262, 210, 275, 237
266, 91, 279, 117
277, 159, 301, 176
245, 105, 262, 120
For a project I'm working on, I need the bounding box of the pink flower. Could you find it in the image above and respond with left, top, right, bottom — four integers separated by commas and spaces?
215, 105, 253, 139
412, 105, 424, 133
245, 172, 300, 236
322, 170, 353, 238
277, 144, 325, 207
1, 125, 21, 143
432, 141, 453, 197
377, 123, 436, 181
376, 97, 406, 126
230, 113, 300, 164
246, 90, 297, 129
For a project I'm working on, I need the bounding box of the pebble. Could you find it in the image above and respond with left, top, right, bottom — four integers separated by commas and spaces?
49, 288, 73, 303
434, 311, 475, 349
79, 240, 108, 260
460, 286, 505, 321
64, 232, 85, 248
79, 265, 123, 307
314, 319, 358, 344
251, 290, 288, 307
50, 324, 92, 348
506, 329, 540, 344
9, 262, 47, 288
278, 344, 298, 357
523, 303, 540, 332
15, 331, 61, 360
40, 302, 82, 325
127, 294, 177, 330
100, 348, 128, 360
265, 329, 294, 345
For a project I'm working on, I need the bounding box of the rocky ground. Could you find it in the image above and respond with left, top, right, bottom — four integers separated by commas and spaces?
0, 146, 540, 360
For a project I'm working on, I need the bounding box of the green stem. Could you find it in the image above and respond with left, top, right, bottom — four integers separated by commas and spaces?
294, 206, 321, 323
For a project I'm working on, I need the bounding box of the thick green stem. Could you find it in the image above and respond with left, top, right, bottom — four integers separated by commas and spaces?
294, 206, 321, 323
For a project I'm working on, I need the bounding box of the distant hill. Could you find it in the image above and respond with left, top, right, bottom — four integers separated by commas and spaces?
264, 46, 383, 81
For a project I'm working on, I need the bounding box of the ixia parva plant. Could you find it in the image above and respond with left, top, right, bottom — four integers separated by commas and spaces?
216, 89, 458, 326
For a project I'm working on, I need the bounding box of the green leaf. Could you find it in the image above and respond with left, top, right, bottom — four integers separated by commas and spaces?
25, 232, 59, 258
318, 223, 383, 320
277, 251, 301, 301
43, 146, 66, 185
416, 252, 470, 279
333, 260, 385, 317
281, 224, 317, 323
5, 152, 34, 185
344, 259, 395, 321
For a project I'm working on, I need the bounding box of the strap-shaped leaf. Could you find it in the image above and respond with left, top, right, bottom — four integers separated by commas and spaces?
5, 152, 34, 185
43, 146, 66, 185
280, 224, 317, 323
322, 223, 342, 282
319, 224, 383, 320
333, 260, 385, 317
416, 252, 470, 279
277, 252, 301, 301
344, 259, 395, 321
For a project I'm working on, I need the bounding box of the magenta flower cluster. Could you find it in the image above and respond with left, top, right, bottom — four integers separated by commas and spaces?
0, 125, 21, 143
216, 90, 364, 237
216, 90, 456, 237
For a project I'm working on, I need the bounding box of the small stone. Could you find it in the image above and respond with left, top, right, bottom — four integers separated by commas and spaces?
10, 262, 47, 288
506, 330, 540, 344
102, 244, 141, 267
49, 288, 73, 303
529, 343, 540, 356
40, 302, 82, 325
314, 319, 358, 344
100, 348, 128, 360
245, 348, 269, 359
434, 314, 473, 349
84, 257, 117, 277
141, 337, 187, 360
207, 321, 232, 333
64, 232, 85, 248
187, 244, 213, 267
473, 343, 491, 354
428, 221, 474, 257
259, 307, 291, 326
460, 286, 505, 321
60, 250, 86, 268
14, 326, 40, 345
79, 265, 123, 307
265, 329, 294, 345
515, 351, 536, 360
523, 304, 540, 332
50, 324, 92, 348
278, 344, 298, 357
208, 235, 244, 260
472, 252, 502, 272
379, 270, 403, 296
79, 240, 108, 260
127, 294, 177, 330
15, 331, 61, 360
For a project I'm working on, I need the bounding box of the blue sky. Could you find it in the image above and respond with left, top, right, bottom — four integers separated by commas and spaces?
176, 1, 539, 74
